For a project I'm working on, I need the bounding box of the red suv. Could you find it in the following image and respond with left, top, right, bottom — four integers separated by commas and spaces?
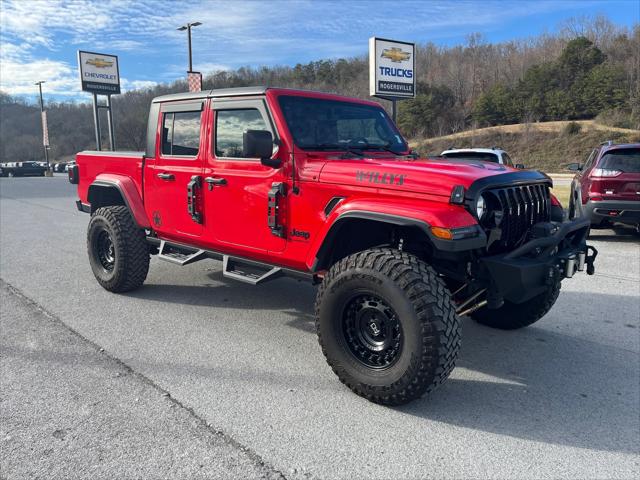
568, 142, 640, 232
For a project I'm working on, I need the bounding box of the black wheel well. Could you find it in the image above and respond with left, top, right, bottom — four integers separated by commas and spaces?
313, 218, 430, 271
87, 184, 126, 213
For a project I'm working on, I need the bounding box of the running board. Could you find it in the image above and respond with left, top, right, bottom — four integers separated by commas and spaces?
223, 255, 282, 285
157, 240, 206, 266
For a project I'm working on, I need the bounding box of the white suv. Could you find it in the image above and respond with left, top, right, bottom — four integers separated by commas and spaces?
440, 148, 522, 168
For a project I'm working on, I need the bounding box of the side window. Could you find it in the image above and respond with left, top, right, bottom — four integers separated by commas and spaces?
215, 109, 268, 158
583, 149, 598, 170
161, 111, 201, 157
501, 153, 514, 166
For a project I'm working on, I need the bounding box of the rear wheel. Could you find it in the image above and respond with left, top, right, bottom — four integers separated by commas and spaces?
471, 279, 561, 330
315, 248, 461, 406
87, 206, 150, 292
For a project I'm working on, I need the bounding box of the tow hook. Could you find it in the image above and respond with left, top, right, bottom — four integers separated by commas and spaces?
585, 245, 598, 275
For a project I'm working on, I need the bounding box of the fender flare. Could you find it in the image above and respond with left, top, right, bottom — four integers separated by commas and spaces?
309, 209, 485, 272
88, 174, 150, 228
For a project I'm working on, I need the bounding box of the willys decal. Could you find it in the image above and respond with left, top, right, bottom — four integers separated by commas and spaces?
356, 170, 406, 186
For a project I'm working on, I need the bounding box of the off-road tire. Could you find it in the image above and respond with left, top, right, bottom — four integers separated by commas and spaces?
471, 279, 561, 330
315, 248, 461, 406
87, 206, 149, 293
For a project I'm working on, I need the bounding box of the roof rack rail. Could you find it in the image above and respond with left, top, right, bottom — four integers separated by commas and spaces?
600, 140, 614, 146
491, 145, 500, 150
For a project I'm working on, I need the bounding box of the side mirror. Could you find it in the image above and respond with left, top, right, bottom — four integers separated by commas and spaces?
566, 162, 582, 171
243, 130, 280, 168
515, 163, 525, 169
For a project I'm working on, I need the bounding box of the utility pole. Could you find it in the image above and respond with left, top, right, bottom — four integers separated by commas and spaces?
34, 81, 50, 170
177, 21, 202, 72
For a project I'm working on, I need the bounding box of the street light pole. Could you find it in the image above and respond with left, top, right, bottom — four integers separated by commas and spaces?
34, 81, 49, 169
177, 21, 202, 72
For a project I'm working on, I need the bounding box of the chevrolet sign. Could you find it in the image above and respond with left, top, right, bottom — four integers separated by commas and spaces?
369, 37, 415, 99
78, 50, 120, 95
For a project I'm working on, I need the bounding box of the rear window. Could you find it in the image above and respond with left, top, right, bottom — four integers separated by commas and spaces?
598, 148, 640, 173
161, 111, 201, 157
442, 151, 499, 163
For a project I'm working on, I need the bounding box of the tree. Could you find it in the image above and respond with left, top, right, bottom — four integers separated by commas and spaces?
397, 84, 456, 138
473, 84, 517, 125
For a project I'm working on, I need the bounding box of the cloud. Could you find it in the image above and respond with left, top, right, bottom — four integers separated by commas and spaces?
0, 56, 80, 96
120, 78, 158, 91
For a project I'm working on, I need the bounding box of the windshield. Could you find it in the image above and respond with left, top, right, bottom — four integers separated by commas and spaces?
442, 151, 500, 163
278, 95, 408, 154
599, 148, 640, 173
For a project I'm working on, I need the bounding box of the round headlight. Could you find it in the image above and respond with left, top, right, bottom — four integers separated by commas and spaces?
475, 195, 487, 219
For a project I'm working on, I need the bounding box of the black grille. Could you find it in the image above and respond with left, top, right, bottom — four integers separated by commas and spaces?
482, 183, 551, 252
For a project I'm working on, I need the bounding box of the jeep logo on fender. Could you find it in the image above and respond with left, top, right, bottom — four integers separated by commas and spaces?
290, 228, 310, 240
356, 170, 406, 186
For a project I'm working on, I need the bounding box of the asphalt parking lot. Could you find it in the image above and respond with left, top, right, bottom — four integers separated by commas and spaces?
1, 175, 639, 479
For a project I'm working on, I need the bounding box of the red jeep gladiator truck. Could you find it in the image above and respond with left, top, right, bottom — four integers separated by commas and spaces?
70, 87, 597, 405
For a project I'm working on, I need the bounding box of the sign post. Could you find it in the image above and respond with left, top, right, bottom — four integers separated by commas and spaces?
78, 50, 121, 150
369, 37, 416, 122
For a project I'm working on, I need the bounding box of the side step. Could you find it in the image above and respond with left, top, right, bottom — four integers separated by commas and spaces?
157, 240, 206, 266
151, 238, 290, 285
222, 255, 282, 285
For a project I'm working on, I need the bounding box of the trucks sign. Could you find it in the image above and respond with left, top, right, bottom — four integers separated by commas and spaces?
369, 37, 415, 99
78, 50, 121, 95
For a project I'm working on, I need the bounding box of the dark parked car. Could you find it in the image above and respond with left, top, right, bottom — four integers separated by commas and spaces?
54, 162, 68, 172
567, 142, 640, 233
0, 162, 47, 177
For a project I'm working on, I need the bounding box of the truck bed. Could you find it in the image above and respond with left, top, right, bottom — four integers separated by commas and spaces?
76, 151, 144, 206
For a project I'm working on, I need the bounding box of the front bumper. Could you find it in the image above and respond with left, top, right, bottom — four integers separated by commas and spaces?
480, 217, 596, 304
584, 199, 640, 227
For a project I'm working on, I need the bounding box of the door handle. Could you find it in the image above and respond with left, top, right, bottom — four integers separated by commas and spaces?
204, 177, 227, 190
157, 173, 175, 180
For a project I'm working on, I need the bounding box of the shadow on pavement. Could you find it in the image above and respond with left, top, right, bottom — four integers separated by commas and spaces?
125, 273, 638, 455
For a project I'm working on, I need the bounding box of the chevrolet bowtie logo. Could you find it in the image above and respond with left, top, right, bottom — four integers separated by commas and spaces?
381, 47, 411, 63
86, 58, 114, 68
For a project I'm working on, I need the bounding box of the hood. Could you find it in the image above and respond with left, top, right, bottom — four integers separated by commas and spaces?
318, 156, 546, 198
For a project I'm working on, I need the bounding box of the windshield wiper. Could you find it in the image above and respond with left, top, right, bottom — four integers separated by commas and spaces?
357, 142, 404, 156
304, 143, 365, 157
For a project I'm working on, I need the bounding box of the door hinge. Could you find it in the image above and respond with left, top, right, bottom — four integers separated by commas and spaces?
267, 182, 285, 237
187, 175, 203, 224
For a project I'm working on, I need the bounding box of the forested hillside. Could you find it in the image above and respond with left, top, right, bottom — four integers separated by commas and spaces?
1, 16, 638, 163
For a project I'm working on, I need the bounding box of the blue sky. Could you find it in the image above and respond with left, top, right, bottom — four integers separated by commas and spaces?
1, 0, 638, 103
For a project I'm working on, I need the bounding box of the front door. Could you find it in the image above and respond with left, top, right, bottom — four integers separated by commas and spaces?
147, 101, 205, 242
205, 98, 286, 253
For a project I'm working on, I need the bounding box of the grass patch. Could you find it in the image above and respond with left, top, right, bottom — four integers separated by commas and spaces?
551, 184, 571, 207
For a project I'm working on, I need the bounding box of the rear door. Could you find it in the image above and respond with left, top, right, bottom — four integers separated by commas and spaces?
146, 100, 205, 241
205, 98, 286, 253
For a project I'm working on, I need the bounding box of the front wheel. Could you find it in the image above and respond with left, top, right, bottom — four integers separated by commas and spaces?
315, 248, 461, 406
471, 279, 561, 330
87, 206, 150, 292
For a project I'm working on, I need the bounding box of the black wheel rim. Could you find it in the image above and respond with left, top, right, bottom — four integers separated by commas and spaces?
342, 294, 402, 369
95, 230, 115, 272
